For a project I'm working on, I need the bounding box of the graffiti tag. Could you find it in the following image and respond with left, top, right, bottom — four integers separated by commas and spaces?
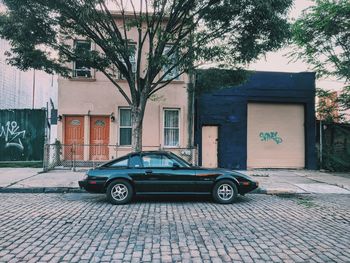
259, 131, 283, 144
0, 121, 26, 151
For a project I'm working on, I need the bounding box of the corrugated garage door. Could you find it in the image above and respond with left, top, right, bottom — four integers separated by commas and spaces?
247, 103, 305, 169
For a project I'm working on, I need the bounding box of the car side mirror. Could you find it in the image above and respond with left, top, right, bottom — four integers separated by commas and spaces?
172, 163, 180, 169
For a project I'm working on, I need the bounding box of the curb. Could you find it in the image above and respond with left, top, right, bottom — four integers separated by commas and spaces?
0, 187, 309, 196
0, 187, 85, 194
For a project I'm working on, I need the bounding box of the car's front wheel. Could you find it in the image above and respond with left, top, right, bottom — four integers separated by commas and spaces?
212, 180, 238, 204
106, 180, 133, 205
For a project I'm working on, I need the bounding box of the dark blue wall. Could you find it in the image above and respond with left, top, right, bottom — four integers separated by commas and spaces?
195, 71, 317, 170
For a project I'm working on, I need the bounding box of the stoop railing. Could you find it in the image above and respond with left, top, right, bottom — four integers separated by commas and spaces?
43, 143, 198, 172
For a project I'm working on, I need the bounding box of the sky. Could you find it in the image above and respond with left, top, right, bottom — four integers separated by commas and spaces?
249, 0, 346, 92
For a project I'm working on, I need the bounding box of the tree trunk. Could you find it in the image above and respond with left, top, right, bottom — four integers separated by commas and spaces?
131, 100, 147, 152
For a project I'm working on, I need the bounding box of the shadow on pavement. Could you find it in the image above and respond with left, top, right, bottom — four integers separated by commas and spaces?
63, 192, 254, 205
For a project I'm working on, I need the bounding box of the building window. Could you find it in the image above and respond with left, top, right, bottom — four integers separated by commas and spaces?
164, 109, 180, 147
163, 45, 179, 81
119, 108, 132, 146
115, 44, 136, 80
73, 40, 92, 78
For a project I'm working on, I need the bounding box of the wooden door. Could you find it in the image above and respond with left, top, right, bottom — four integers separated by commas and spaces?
201, 126, 218, 168
90, 116, 110, 160
64, 116, 84, 160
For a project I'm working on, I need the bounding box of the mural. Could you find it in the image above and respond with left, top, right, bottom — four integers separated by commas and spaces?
259, 131, 283, 144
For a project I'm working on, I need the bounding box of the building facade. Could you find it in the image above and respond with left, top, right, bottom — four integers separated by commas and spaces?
195, 71, 317, 170
57, 23, 189, 161
0, 39, 58, 110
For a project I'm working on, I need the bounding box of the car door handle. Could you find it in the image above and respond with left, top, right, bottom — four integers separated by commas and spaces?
145, 170, 153, 174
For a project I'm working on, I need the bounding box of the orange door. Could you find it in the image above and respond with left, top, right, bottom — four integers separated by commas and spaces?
64, 116, 85, 160
90, 116, 110, 160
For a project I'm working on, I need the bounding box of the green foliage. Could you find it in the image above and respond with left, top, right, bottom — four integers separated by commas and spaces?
320, 124, 350, 172
338, 85, 350, 112
316, 87, 350, 123
292, 0, 350, 82
0, 0, 292, 97
195, 68, 251, 95
0, 0, 293, 149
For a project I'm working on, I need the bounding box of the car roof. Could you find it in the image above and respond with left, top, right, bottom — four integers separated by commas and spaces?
128, 150, 171, 156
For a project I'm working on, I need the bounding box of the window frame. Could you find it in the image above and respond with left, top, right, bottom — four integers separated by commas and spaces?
72, 39, 92, 78
163, 108, 180, 148
114, 43, 137, 80
103, 156, 129, 169
162, 44, 179, 81
118, 107, 132, 147
141, 153, 183, 169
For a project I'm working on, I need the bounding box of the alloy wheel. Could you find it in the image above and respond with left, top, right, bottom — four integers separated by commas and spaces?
217, 184, 234, 201
111, 184, 128, 201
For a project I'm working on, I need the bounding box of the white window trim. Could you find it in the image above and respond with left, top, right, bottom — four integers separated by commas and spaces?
72, 39, 93, 79
118, 107, 132, 147
163, 108, 180, 148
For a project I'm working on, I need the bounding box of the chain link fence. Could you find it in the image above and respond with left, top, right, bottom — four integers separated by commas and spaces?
43, 142, 198, 171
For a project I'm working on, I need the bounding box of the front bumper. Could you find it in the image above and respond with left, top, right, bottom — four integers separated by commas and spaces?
239, 181, 259, 195
78, 179, 105, 193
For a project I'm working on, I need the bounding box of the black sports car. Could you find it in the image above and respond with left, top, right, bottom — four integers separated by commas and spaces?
79, 151, 259, 205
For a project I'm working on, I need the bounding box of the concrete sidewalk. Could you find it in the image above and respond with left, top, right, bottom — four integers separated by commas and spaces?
0, 167, 350, 194
240, 170, 350, 194
0, 168, 85, 193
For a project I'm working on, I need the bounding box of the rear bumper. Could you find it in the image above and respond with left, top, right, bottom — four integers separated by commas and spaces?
78, 179, 105, 193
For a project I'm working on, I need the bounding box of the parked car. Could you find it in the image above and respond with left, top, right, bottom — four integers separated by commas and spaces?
78, 151, 259, 205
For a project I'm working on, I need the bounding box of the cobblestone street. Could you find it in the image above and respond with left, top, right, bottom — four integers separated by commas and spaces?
0, 193, 349, 263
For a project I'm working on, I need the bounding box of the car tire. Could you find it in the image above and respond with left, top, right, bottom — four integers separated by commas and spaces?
106, 180, 133, 205
212, 180, 238, 204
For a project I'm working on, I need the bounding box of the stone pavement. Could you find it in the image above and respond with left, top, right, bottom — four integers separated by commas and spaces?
0, 167, 349, 194
0, 193, 349, 262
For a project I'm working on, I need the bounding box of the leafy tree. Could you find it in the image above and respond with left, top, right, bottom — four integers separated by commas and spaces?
316, 88, 344, 123
292, 0, 350, 81
292, 0, 350, 118
0, 0, 292, 151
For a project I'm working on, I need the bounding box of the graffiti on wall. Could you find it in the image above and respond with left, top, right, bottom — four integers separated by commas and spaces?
0, 121, 26, 151
259, 131, 283, 144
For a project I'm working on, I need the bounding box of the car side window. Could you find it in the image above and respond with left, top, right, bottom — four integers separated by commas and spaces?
129, 155, 142, 168
142, 154, 181, 168
109, 157, 128, 168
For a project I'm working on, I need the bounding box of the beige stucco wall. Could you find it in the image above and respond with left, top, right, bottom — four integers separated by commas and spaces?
57, 77, 189, 149
57, 17, 190, 153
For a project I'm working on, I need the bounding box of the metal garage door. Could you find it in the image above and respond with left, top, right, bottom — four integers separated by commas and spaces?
247, 103, 305, 169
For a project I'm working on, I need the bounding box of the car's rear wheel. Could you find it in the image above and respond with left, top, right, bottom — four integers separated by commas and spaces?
212, 180, 238, 204
106, 180, 133, 205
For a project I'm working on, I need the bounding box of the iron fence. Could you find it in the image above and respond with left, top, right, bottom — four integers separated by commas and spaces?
43, 143, 197, 171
